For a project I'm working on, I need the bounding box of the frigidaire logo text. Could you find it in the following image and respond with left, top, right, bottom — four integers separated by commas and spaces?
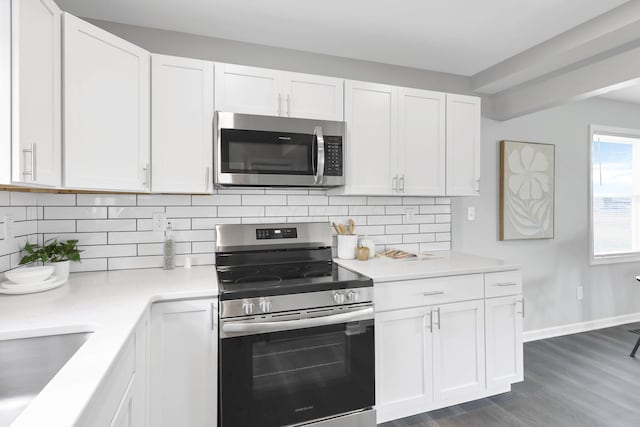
294, 405, 314, 413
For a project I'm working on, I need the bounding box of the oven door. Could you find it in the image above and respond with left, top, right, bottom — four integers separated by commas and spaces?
219, 307, 374, 427
215, 112, 345, 187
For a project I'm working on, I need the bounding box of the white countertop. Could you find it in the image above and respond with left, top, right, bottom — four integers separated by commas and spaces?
335, 252, 520, 282
0, 266, 219, 427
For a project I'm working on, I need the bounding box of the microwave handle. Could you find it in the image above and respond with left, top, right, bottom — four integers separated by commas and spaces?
313, 126, 325, 185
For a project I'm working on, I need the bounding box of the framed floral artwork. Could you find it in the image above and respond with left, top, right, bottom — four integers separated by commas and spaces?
499, 140, 555, 240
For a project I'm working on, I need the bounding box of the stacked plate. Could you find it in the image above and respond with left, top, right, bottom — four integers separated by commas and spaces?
1, 266, 67, 295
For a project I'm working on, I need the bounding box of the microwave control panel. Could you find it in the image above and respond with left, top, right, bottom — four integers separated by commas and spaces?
325, 137, 343, 176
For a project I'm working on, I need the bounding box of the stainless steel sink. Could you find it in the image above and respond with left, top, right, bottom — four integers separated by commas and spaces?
0, 332, 92, 426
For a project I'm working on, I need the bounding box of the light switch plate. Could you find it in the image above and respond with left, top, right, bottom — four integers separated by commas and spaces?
467, 207, 476, 221
152, 212, 167, 231
2, 215, 13, 240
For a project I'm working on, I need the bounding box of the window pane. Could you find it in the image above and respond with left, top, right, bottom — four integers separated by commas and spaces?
592, 141, 632, 196
593, 197, 632, 255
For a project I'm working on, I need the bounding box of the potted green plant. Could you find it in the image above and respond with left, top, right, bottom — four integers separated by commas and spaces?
20, 239, 82, 280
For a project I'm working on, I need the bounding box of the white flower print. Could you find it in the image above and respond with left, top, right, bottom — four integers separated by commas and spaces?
507, 146, 549, 200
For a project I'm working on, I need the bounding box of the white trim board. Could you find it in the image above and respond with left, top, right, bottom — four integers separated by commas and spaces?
523, 312, 640, 342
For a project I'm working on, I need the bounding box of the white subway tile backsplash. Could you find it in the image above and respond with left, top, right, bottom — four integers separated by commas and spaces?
138, 194, 191, 206
192, 194, 241, 206
288, 195, 328, 205
76, 194, 137, 206
243, 195, 287, 205
219, 206, 264, 217
349, 205, 385, 215
166, 206, 217, 218
80, 244, 138, 259
109, 207, 162, 219
0, 190, 452, 273
45, 207, 107, 220
77, 219, 137, 232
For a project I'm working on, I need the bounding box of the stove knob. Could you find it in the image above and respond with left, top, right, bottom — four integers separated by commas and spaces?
333, 292, 346, 305
347, 291, 360, 303
259, 298, 272, 313
242, 300, 255, 316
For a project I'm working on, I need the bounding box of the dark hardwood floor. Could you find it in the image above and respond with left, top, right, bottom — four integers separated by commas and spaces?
379, 322, 640, 427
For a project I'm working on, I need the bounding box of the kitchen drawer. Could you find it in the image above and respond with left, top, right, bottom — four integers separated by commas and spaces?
485, 270, 522, 298
375, 274, 484, 312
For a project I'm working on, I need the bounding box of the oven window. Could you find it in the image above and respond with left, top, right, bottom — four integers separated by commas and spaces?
220, 129, 315, 175
220, 321, 374, 427
252, 331, 347, 393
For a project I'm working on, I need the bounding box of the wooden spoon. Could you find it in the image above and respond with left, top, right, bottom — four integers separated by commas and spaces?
348, 219, 355, 235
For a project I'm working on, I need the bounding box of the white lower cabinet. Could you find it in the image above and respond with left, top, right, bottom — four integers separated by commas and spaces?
78, 313, 149, 427
375, 270, 522, 424
149, 298, 218, 427
485, 295, 524, 389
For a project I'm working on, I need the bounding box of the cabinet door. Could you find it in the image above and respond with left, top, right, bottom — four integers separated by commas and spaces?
485, 295, 524, 389
282, 72, 343, 120
1, 0, 10, 184
398, 88, 445, 195
215, 63, 282, 116
11, 0, 61, 187
63, 13, 150, 192
432, 299, 485, 402
344, 80, 397, 195
375, 307, 433, 423
151, 54, 214, 193
150, 299, 217, 427
445, 94, 481, 196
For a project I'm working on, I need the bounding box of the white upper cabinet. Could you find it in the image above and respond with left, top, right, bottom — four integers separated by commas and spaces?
63, 13, 150, 192
282, 72, 343, 120
398, 88, 446, 196
215, 63, 344, 120
215, 64, 282, 117
485, 295, 524, 389
432, 299, 485, 401
152, 54, 214, 194
10, 0, 62, 187
0, 0, 10, 185
446, 94, 481, 196
343, 80, 397, 195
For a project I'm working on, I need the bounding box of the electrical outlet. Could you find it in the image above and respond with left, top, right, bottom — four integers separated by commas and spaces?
405, 207, 417, 222
577, 284, 584, 301
467, 207, 476, 221
2, 215, 13, 240
152, 212, 167, 232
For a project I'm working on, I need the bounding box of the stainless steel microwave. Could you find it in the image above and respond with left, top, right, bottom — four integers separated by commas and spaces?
215, 112, 345, 187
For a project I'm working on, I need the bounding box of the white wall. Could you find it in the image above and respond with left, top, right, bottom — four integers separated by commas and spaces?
452, 97, 640, 332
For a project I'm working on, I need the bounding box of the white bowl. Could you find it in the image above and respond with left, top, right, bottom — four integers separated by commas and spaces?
4, 266, 55, 284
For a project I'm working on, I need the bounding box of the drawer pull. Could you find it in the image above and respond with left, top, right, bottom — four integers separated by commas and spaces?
496, 282, 518, 287
422, 291, 444, 296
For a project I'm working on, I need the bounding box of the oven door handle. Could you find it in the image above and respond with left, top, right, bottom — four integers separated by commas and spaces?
313, 126, 325, 185
223, 307, 373, 335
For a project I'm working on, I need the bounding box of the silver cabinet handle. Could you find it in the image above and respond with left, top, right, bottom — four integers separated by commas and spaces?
432, 307, 441, 330
399, 174, 405, 192
205, 167, 211, 191
22, 144, 36, 181
516, 298, 524, 317
223, 307, 373, 335
425, 311, 433, 332
422, 291, 444, 296
474, 178, 481, 192
211, 303, 217, 331
286, 94, 291, 117
278, 93, 282, 116
496, 282, 518, 287
313, 126, 325, 185
142, 164, 150, 188
392, 174, 398, 191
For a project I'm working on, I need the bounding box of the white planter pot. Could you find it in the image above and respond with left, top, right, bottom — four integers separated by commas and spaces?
46, 260, 70, 281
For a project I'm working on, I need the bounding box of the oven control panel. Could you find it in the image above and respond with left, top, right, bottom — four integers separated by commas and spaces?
324, 138, 343, 177
256, 227, 298, 240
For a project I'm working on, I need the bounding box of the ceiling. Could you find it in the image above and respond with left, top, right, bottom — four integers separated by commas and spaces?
601, 84, 640, 105
56, 0, 629, 76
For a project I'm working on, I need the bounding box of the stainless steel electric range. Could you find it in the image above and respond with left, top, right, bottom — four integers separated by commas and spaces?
215, 222, 375, 427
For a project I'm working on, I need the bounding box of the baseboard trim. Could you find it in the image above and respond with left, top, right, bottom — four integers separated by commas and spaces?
523, 312, 640, 342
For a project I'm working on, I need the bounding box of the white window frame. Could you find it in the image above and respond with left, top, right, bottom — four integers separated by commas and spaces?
589, 124, 640, 265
